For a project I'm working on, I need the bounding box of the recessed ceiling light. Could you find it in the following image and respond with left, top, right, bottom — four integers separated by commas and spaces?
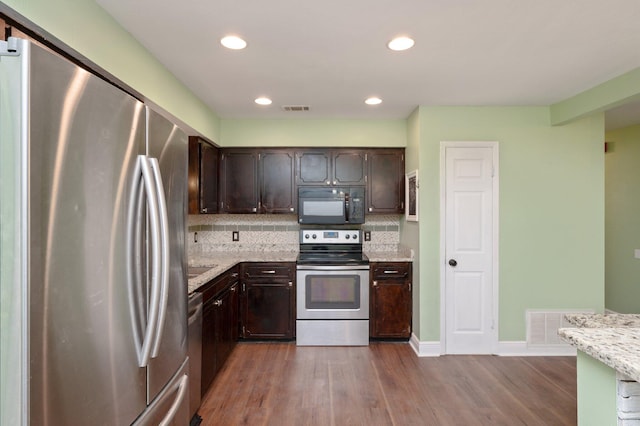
365, 97, 382, 105
220, 35, 247, 50
387, 36, 415, 51
255, 97, 272, 106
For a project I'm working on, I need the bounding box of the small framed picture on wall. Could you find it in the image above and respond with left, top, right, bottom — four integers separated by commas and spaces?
406, 170, 418, 222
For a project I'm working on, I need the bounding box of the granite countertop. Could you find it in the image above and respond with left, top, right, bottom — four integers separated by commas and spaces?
187, 251, 298, 293
365, 246, 414, 262
564, 313, 640, 328
559, 313, 640, 382
187, 247, 413, 293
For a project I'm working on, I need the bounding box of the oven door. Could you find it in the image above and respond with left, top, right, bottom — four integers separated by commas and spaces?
296, 265, 369, 320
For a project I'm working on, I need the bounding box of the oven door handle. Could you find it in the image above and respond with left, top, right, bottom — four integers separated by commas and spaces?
296, 264, 370, 271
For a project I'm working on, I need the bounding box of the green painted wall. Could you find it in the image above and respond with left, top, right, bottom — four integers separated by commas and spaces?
604, 125, 640, 313
401, 108, 421, 337
416, 106, 605, 341
1, 0, 221, 142
576, 351, 617, 426
219, 119, 406, 147
550, 67, 640, 126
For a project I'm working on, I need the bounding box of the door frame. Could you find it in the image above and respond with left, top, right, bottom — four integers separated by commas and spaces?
439, 141, 500, 354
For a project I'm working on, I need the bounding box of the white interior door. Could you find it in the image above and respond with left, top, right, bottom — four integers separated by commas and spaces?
442, 143, 498, 354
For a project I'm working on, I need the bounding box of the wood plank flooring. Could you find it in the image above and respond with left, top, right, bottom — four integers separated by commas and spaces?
198, 342, 576, 426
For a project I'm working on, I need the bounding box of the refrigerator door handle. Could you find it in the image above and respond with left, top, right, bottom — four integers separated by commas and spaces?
126, 157, 145, 352
138, 155, 163, 367
158, 374, 188, 426
149, 157, 170, 358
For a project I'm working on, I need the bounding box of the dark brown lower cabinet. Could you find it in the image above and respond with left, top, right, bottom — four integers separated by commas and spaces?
240, 262, 295, 340
370, 262, 412, 339
199, 266, 239, 397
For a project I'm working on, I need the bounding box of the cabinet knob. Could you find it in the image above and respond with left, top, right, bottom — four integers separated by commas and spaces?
373, 281, 378, 287
290, 207, 294, 212
252, 207, 257, 212
288, 281, 293, 287
333, 180, 337, 185
201, 207, 207, 213
368, 207, 373, 212
214, 299, 222, 306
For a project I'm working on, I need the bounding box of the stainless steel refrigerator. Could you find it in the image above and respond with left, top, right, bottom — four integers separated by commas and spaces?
0, 37, 189, 425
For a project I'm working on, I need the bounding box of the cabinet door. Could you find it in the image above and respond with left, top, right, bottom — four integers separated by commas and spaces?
199, 141, 219, 214
188, 136, 219, 214
220, 149, 259, 213
296, 150, 331, 186
242, 281, 294, 339
213, 284, 238, 377
333, 150, 366, 186
260, 150, 296, 213
370, 262, 412, 339
201, 298, 216, 397
188, 137, 200, 214
367, 149, 405, 214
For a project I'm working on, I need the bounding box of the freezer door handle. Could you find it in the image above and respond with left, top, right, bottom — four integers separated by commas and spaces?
158, 374, 189, 426
149, 157, 170, 358
138, 155, 163, 367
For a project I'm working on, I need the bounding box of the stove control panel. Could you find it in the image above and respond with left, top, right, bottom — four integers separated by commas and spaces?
300, 229, 361, 244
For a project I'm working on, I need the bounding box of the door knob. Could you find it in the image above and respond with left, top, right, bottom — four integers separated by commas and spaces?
448, 259, 458, 267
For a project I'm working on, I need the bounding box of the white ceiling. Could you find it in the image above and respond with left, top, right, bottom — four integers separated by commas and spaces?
96, 0, 640, 129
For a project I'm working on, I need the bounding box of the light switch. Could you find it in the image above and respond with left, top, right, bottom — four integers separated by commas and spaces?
635, 249, 640, 259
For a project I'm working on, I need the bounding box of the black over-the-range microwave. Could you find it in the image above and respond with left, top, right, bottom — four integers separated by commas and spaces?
297, 187, 365, 225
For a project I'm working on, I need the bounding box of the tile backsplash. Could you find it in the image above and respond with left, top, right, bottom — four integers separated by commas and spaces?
187, 214, 401, 257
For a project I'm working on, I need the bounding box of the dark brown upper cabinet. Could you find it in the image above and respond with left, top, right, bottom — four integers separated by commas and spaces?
188, 136, 219, 214
260, 150, 296, 214
220, 149, 259, 213
367, 149, 405, 214
295, 149, 366, 186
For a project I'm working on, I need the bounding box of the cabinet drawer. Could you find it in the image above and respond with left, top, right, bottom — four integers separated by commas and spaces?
198, 267, 239, 303
242, 262, 294, 281
371, 262, 411, 280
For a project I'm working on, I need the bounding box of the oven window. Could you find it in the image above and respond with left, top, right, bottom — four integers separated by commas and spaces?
305, 275, 361, 309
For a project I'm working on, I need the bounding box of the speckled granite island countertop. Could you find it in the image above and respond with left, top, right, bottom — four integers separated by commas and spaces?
559, 314, 640, 382
187, 251, 298, 293
564, 313, 640, 328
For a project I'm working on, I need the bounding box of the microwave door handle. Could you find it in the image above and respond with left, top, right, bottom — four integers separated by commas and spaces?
344, 195, 350, 222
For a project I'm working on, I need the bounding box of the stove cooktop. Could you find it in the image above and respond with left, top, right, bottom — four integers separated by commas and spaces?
296, 251, 369, 265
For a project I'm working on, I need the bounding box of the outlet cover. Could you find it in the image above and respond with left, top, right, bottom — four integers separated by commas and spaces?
635, 249, 640, 259
232, 231, 239, 242
364, 231, 371, 241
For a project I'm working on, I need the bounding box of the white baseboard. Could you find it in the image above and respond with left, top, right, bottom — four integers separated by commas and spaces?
409, 333, 441, 357
496, 341, 577, 356
407, 337, 577, 357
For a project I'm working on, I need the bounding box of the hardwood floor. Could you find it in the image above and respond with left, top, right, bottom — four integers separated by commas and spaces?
198, 342, 576, 426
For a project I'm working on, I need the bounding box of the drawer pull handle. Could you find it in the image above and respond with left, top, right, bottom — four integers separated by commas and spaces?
262, 270, 276, 274
383, 270, 399, 274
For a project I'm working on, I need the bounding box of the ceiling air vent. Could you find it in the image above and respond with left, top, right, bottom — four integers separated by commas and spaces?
281, 105, 310, 112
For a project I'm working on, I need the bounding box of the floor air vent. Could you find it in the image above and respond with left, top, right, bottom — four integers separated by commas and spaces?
526, 309, 593, 346
282, 105, 310, 112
